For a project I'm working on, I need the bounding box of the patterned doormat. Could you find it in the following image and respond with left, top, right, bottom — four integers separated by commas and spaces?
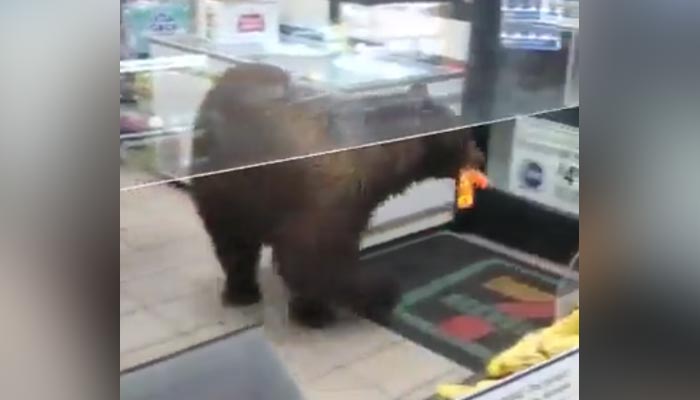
361, 232, 565, 372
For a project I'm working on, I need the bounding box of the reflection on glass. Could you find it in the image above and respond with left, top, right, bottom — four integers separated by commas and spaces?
120, 0, 579, 189
120, 3, 580, 393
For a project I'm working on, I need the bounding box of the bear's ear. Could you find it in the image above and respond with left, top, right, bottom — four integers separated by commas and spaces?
407, 83, 429, 100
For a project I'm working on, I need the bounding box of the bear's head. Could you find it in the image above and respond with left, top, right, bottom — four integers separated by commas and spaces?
404, 84, 484, 179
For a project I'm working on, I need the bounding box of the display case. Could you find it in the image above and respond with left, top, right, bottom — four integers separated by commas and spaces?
121, 1, 578, 399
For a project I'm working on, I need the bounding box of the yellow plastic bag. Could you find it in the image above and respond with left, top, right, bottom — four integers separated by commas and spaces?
487, 308, 579, 378
437, 308, 579, 398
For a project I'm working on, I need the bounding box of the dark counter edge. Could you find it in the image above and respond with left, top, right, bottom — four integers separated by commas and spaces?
120, 324, 262, 377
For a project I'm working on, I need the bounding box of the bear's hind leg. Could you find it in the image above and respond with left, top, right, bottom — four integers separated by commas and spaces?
273, 217, 400, 327
201, 216, 263, 305
217, 238, 263, 306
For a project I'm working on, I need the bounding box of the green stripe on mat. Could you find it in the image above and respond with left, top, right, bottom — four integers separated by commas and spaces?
398, 259, 497, 307
399, 257, 562, 309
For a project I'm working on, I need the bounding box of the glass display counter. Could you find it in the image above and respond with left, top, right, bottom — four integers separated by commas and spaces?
149, 35, 465, 92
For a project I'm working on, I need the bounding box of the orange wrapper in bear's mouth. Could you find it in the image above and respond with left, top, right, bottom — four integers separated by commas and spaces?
457, 169, 488, 209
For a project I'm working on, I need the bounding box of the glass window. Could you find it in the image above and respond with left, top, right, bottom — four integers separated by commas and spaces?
120, 0, 578, 189
121, 2, 579, 399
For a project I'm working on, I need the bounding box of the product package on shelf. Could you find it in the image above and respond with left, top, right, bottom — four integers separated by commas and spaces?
339, 3, 455, 58
499, 0, 574, 51
120, 68, 159, 137
204, 0, 279, 45
507, 116, 579, 216
122, 0, 194, 58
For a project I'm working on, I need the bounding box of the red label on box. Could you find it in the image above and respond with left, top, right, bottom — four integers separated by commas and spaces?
237, 14, 265, 33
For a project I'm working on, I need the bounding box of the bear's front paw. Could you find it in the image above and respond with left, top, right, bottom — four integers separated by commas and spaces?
221, 283, 262, 306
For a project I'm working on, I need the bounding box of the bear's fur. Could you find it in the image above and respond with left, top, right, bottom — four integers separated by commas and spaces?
190, 64, 482, 327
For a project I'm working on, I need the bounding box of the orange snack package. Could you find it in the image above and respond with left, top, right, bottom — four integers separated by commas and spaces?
457, 169, 488, 209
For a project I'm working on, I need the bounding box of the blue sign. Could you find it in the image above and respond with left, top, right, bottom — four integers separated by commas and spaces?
520, 160, 544, 189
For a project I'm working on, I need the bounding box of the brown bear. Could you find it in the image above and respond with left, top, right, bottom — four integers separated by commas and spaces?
190, 64, 482, 327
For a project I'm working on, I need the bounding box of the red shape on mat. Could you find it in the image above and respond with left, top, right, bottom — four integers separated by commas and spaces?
439, 316, 493, 342
497, 302, 554, 319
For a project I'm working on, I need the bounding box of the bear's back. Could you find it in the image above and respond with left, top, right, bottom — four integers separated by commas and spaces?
190, 64, 461, 238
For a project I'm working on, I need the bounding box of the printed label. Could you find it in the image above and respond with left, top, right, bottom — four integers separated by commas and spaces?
237, 13, 265, 33
508, 116, 579, 215
150, 12, 179, 34
554, 152, 578, 205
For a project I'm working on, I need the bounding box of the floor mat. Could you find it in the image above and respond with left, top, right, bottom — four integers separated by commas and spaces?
361, 232, 564, 373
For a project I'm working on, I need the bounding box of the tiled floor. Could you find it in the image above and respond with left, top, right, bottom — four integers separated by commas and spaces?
120, 169, 473, 399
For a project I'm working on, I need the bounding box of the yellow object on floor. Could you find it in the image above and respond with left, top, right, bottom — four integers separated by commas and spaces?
437, 308, 579, 399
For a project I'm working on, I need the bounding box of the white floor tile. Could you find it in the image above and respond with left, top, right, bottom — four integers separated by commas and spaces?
347, 341, 463, 398
120, 311, 179, 353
